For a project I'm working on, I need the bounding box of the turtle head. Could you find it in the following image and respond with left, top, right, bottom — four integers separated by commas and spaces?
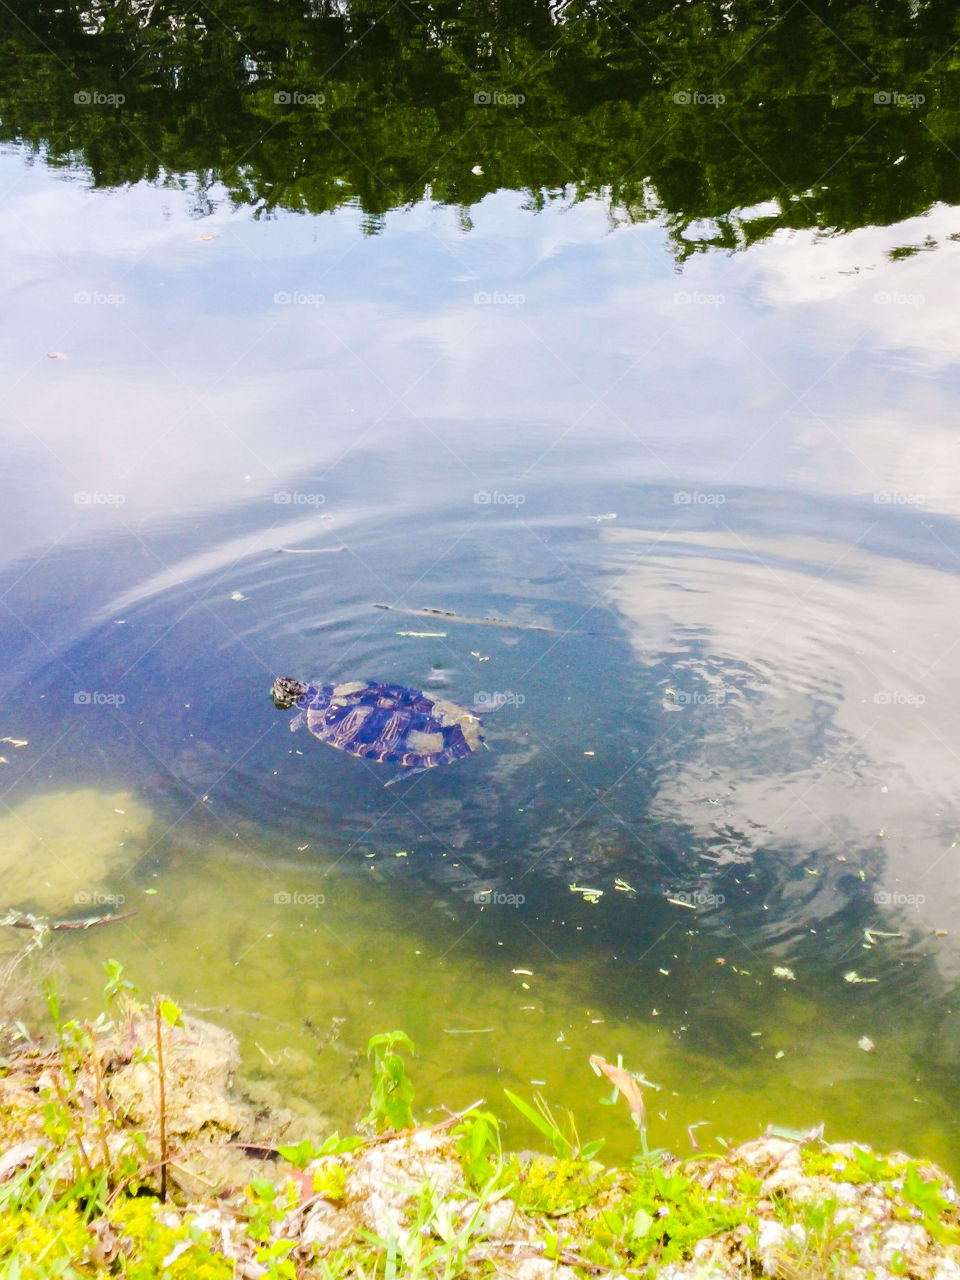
271, 676, 309, 709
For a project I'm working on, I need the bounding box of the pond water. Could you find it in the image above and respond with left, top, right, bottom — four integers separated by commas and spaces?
3, 0, 960, 1171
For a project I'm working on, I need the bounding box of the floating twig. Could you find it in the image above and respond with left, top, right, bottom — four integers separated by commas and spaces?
275, 546, 347, 554
374, 604, 562, 633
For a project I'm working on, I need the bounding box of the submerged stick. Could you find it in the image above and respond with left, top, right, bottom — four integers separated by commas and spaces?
2, 910, 136, 932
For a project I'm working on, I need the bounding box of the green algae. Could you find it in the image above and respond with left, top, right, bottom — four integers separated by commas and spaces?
0, 788, 152, 916
20, 816, 957, 1180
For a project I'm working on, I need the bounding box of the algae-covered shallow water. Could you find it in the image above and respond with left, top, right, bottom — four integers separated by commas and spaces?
4, 0, 960, 1175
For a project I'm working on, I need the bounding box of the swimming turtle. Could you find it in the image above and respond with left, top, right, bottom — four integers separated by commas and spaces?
271, 676, 489, 781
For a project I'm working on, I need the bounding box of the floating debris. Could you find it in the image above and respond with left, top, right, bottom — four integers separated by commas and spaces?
666, 896, 697, 910
863, 928, 903, 946
511, 968, 533, 976
614, 877, 635, 893
230, 592, 246, 602
844, 970, 879, 984
374, 604, 562, 633
0, 738, 27, 748
773, 966, 796, 981
275, 545, 346, 554
589, 513, 617, 522
858, 1035, 876, 1052
570, 883, 603, 904
396, 630, 447, 638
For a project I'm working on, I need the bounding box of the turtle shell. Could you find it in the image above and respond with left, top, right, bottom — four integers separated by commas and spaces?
277, 679, 484, 769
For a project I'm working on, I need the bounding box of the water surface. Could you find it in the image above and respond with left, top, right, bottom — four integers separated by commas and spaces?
3, 0, 960, 1170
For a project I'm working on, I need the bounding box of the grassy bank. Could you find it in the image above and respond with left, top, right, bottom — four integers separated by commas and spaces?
1, 961, 958, 1279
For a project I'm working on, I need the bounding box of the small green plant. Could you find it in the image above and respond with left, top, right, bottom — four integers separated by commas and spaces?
767, 1196, 857, 1279
245, 1178, 288, 1244
894, 1162, 960, 1246
802, 1144, 898, 1185
362, 1031, 416, 1132
503, 1089, 603, 1161
361, 1169, 499, 1279
103, 957, 137, 1007
454, 1109, 502, 1188
277, 1132, 363, 1169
